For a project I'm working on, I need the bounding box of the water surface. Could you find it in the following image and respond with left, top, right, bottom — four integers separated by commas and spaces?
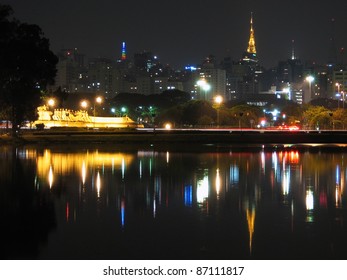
1, 145, 347, 259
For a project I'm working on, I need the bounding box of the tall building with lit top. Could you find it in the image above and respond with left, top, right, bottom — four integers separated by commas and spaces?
121, 42, 127, 61
242, 12, 258, 65
223, 13, 261, 100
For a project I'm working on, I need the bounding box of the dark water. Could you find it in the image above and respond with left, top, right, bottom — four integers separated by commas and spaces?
1, 145, 347, 260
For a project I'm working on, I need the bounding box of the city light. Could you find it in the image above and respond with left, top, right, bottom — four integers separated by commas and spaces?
80, 100, 88, 109
47, 98, 55, 107
196, 79, 211, 100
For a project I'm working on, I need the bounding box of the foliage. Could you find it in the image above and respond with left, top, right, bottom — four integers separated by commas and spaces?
112, 90, 191, 124
51, 86, 69, 108
0, 4, 58, 132
229, 104, 262, 127
302, 106, 332, 129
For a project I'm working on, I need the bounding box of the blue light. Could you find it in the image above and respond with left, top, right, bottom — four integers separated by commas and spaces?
184, 185, 193, 206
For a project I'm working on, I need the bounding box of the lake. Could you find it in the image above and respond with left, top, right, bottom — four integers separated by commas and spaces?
1, 144, 347, 260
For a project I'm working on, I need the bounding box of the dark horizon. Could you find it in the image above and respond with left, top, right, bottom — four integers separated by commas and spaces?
5, 0, 347, 69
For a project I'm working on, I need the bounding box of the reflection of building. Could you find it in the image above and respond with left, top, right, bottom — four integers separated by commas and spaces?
36, 150, 134, 181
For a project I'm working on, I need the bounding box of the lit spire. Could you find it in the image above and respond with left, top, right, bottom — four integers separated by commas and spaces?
121, 41, 126, 60
291, 39, 296, 60
246, 12, 257, 54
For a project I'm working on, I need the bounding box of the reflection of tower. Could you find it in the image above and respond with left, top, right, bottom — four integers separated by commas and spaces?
121, 42, 127, 61
246, 207, 255, 254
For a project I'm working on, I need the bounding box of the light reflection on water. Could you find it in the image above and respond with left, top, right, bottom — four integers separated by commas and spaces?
1, 146, 347, 260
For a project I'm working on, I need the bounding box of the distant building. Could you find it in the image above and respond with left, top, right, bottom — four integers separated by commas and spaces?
55, 48, 88, 93
192, 55, 226, 101
332, 67, 347, 103
88, 57, 117, 98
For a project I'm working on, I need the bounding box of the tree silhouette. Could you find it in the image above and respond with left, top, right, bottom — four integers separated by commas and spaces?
0, 5, 58, 133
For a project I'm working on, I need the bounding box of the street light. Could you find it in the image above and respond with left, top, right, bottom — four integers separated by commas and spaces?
214, 95, 223, 127
47, 98, 55, 107
305, 75, 314, 103
93, 96, 103, 127
47, 98, 55, 127
336, 83, 341, 108
80, 100, 88, 110
197, 79, 211, 100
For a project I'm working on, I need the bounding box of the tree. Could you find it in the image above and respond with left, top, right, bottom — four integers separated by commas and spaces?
0, 5, 58, 133
302, 106, 331, 130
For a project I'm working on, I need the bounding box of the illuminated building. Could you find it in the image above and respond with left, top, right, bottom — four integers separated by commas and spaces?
34, 105, 143, 128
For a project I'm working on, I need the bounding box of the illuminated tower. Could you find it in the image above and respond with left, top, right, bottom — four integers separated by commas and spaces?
242, 12, 258, 64
247, 12, 256, 54
291, 39, 296, 60
121, 41, 127, 61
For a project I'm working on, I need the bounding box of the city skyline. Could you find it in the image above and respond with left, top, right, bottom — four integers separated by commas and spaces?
6, 0, 347, 69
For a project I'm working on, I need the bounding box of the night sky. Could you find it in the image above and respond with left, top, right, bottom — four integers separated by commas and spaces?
5, 0, 347, 69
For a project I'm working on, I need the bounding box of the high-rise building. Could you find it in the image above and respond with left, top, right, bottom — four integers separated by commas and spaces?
223, 13, 261, 100
55, 48, 88, 93
193, 55, 226, 101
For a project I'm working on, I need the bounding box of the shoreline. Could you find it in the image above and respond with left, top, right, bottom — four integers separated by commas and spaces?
2, 129, 347, 151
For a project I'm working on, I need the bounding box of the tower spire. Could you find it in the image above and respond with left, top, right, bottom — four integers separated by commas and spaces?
246, 12, 257, 54
291, 39, 296, 60
121, 41, 127, 61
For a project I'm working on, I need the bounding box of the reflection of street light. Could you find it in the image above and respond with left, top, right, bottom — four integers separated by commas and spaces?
214, 95, 223, 127
305, 75, 314, 103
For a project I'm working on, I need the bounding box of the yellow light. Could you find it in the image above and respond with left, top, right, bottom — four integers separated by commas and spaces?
214, 95, 223, 104
80, 100, 88, 109
215, 168, 221, 196
47, 98, 55, 107
164, 123, 172, 130
48, 165, 54, 189
96, 96, 102, 104
96, 171, 101, 198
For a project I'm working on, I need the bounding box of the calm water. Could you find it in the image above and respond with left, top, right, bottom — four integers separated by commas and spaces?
1, 145, 347, 260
